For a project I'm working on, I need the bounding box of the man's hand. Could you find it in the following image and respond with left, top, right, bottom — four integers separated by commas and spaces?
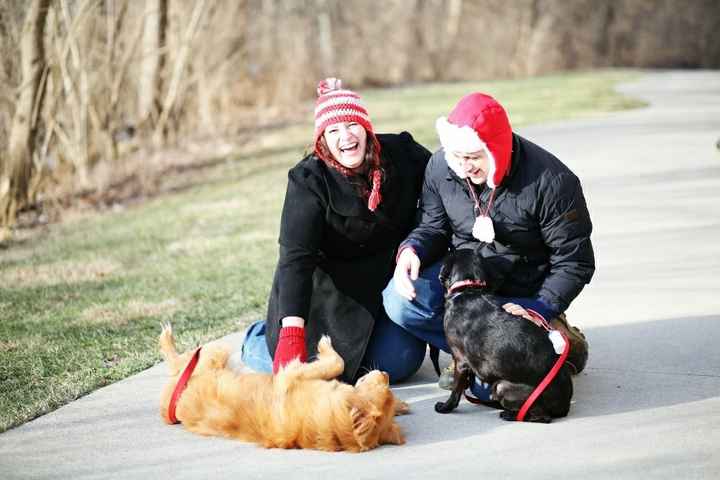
502, 303, 534, 322
393, 248, 421, 300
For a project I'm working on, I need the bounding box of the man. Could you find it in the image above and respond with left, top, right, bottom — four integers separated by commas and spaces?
382, 92, 594, 398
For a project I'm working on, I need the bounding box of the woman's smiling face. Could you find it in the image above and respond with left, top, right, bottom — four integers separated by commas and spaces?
323, 121, 367, 169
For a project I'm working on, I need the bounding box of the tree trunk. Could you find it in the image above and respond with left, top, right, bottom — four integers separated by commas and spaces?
154, 0, 206, 145
1, 0, 51, 235
316, 0, 334, 75
137, 0, 167, 127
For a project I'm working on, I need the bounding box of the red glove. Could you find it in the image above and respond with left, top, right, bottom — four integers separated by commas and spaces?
272, 326, 307, 373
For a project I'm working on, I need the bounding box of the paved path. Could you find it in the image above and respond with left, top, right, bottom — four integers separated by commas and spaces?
2, 70, 719, 479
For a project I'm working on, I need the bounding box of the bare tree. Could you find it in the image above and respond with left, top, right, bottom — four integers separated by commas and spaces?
153, 0, 206, 144
137, 0, 167, 128
1, 0, 51, 236
1, 0, 719, 231
316, 0, 334, 75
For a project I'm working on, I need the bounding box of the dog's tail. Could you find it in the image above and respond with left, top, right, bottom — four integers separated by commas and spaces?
429, 346, 441, 377
159, 322, 182, 375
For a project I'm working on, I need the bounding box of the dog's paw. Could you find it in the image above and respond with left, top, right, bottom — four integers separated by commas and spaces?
394, 400, 410, 415
317, 335, 333, 354
434, 401, 455, 414
158, 322, 174, 345
523, 413, 553, 424
160, 322, 172, 335
499, 410, 518, 422
499, 410, 553, 423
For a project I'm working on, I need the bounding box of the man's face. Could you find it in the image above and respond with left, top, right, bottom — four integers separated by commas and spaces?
448, 150, 489, 184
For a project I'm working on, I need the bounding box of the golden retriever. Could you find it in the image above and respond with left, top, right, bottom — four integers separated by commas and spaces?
158, 324, 408, 452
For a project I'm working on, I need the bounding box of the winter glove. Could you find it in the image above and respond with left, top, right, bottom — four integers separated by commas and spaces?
272, 326, 307, 373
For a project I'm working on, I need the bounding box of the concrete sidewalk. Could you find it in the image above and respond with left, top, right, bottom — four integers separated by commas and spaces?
2, 70, 719, 479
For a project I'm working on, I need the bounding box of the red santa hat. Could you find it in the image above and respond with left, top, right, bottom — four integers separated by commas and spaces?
435, 93, 513, 188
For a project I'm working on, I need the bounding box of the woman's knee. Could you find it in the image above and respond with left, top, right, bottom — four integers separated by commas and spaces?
361, 315, 426, 383
362, 341, 425, 384
386, 344, 426, 383
240, 320, 273, 373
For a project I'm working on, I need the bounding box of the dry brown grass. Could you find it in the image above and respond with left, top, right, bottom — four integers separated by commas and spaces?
79, 298, 180, 327
0, 258, 120, 288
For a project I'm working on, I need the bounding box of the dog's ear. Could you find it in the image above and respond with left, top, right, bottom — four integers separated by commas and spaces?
438, 251, 455, 287
473, 241, 521, 289
350, 401, 381, 449
379, 422, 405, 445
472, 243, 491, 282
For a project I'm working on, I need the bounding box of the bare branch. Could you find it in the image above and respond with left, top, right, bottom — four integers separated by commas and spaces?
154, 0, 208, 144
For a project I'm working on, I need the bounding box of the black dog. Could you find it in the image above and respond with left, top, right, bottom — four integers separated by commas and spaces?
434, 248, 573, 423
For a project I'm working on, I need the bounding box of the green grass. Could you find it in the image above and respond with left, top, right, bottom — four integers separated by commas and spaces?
0, 69, 645, 432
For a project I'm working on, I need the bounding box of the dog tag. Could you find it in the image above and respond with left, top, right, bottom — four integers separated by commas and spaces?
548, 330, 566, 354
472, 215, 495, 242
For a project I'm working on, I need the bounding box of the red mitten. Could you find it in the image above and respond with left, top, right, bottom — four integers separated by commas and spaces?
272, 326, 307, 373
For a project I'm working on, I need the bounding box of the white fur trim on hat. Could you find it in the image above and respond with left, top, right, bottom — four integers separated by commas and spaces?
436, 116, 485, 154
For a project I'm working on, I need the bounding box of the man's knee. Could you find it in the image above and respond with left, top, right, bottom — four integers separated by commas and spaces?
383, 283, 441, 329
383, 282, 405, 319
382, 281, 423, 328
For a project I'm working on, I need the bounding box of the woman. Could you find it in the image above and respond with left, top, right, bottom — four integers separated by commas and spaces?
241, 78, 431, 383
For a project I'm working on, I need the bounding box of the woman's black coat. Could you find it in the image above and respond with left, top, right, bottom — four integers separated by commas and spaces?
265, 132, 430, 382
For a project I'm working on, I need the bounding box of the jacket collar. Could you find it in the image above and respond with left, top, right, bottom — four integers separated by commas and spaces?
319, 157, 367, 217
503, 134, 521, 182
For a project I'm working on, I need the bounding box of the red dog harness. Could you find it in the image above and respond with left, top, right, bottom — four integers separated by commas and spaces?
167, 347, 202, 424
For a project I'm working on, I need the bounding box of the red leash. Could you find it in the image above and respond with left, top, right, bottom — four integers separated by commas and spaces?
167, 347, 201, 424
515, 310, 569, 422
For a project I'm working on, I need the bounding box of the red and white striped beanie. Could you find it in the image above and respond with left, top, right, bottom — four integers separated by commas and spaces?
313, 78, 374, 146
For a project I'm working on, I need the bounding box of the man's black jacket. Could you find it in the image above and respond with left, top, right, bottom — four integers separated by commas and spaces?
401, 133, 595, 314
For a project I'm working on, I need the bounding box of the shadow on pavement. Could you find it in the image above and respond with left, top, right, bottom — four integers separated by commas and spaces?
392, 313, 720, 444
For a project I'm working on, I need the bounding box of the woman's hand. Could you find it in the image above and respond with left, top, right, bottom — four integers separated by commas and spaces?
273, 317, 307, 373
393, 248, 421, 300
